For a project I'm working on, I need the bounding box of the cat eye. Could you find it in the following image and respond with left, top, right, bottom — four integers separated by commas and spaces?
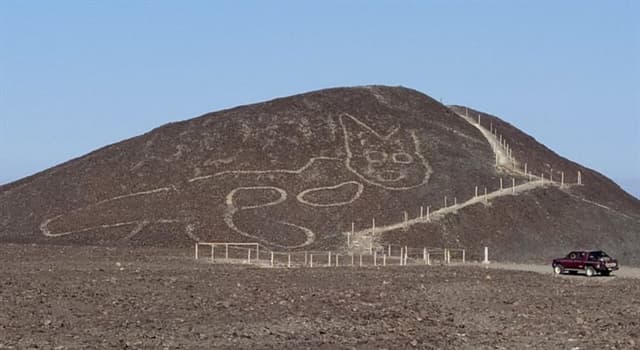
365, 150, 387, 162
392, 152, 413, 164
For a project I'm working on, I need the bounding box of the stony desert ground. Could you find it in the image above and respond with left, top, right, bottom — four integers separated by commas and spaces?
1, 244, 639, 349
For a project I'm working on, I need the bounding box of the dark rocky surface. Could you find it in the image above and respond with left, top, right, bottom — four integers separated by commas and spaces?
1, 244, 639, 349
1, 86, 638, 264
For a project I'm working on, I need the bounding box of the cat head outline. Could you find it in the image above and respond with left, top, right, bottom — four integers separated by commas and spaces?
339, 113, 432, 190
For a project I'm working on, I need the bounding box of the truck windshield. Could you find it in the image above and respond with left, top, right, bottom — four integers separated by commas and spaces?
589, 251, 610, 260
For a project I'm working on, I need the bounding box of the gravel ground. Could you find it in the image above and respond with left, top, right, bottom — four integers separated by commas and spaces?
1, 244, 639, 349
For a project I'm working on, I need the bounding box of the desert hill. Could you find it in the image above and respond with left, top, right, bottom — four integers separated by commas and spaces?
1, 86, 639, 264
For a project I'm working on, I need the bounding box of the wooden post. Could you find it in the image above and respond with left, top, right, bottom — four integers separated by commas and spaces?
512, 178, 515, 194
304, 252, 308, 266
195, 243, 199, 260
369, 242, 373, 255
256, 245, 259, 261
310, 254, 314, 268
373, 251, 377, 266
484, 187, 488, 202
454, 197, 457, 206
404, 211, 408, 229
270, 251, 274, 267
528, 171, 532, 182
288, 254, 291, 268
550, 168, 554, 182
495, 154, 498, 166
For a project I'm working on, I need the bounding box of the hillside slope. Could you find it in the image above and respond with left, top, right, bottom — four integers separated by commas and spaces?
1, 86, 639, 263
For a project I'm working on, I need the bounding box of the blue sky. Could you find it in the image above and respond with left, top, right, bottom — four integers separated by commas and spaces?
1, 1, 639, 197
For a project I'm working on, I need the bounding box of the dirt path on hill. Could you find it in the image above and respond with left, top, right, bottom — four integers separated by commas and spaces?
348, 110, 556, 253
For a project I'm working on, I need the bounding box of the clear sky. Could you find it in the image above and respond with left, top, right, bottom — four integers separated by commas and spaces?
1, 1, 639, 197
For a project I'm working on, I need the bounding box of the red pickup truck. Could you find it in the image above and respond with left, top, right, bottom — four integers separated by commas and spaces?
552, 250, 619, 277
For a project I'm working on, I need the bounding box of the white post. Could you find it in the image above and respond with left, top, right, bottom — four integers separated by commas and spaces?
400, 247, 403, 266
247, 249, 251, 264
225, 244, 229, 260
426, 206, 430, 221
388, 244, 391, 256
328, 251, 332, 267
195, 243, 199, 260
578, 171, 582, 185
550, 168, 553, 182
347, 231, 350, 247
404, 211, 408, 228
288, 254, 291, 268
483, 247, 489, 264
512, 178, 515, 194
383, 254, 386, 266
475, 186, 478, 198
211, 245, 214, 263
304, 252, 308, 266
541, 173, 544, 185
373, 251, 377, 266
256, 245, 259, 261
500, 177, 503, 190
359, 254, 363, 267
462, 249, 466, 263
351, 254, 355, 266
427, 251, 431, 265
405, 249, 409, 266
420, 206, 424, 219
351, 222, 355, 246
310, 254, 314, 268
454, 197, 457, 206
484, 187, 488, 202
335, 254, 339, 267
495, 154, 499, 166
444, 196, 447, 208
270, 251, 274, 267
423, 247, 427, 264
369, 242, 373, 255
477, 113, 481, 124
524, 162, 527, 175
372, 218, 375, 236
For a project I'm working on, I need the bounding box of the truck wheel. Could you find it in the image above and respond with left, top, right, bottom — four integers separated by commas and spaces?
553, 265, 563, 275
585, 266, 595, 277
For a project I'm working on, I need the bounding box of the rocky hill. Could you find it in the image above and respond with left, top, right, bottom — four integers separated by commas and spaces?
1, 86, 639, 264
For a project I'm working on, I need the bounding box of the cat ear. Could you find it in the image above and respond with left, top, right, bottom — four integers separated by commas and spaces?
340, 113, 396, 152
